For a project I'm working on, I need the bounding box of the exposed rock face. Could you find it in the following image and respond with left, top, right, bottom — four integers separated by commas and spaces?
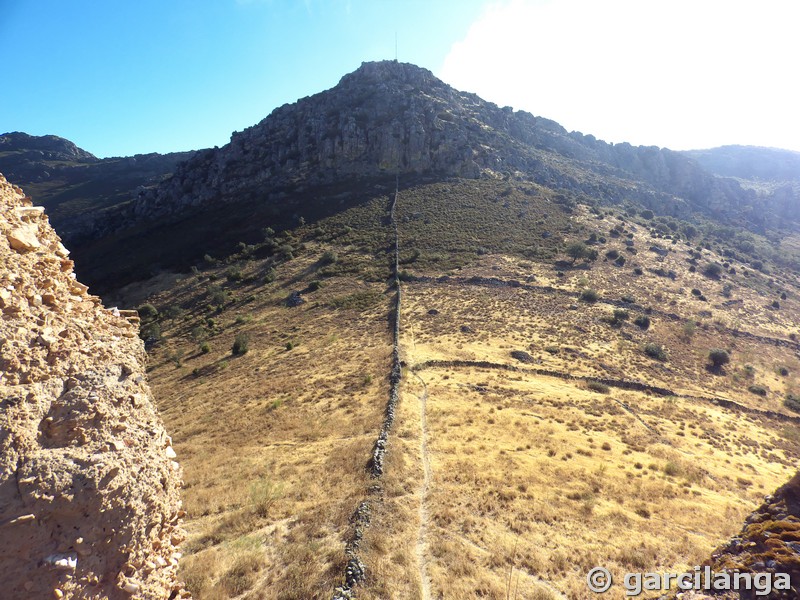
702, 472, 800, 598
0, 174, 187, 598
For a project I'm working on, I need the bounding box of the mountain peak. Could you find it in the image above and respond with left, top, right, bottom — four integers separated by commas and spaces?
0, 131, 97, 162
339, 60, 440, 88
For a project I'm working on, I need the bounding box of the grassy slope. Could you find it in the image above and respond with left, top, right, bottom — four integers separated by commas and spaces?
133, 178, 800, 599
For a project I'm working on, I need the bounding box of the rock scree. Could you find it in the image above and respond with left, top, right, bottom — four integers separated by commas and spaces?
0, 174, 188, 599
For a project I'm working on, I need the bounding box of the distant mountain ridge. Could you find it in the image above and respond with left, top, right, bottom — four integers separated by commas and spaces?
0, 131, 193, 239
683, 145, 800, 182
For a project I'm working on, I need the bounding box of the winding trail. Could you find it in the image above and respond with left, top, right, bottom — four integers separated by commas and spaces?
411, 368, 433, 600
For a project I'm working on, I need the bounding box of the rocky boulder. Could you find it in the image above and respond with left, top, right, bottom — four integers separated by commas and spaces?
0, 174, 188, 599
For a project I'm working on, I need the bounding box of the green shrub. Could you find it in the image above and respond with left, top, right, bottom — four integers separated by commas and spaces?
566, 241, 590, 263
307, 280, 322, 292
232, 334, 250, 356
708, 348, 730, 369
633, 315, 650, 330
200, 342, 211, 354
285, 341, 294, 351
208, 284, 227, 306
137, 303, 159, 321
579, 289, 599, 303
747, 384, 767, 397
703, 263, 722, 278
613, 308, 630, 322
587, 381, 610, 394
226, 267, 244, 282
320, 250, 338, 265
784, 395, 800, 413
140, 322, 161, 341
644, 343, 667, 361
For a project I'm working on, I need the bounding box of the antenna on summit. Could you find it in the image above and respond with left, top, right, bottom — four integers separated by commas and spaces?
395, 32, 398, 62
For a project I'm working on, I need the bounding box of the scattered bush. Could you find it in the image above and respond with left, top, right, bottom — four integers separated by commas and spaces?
613, 308, 630, 322
784, 395, 800, 413
747, 384, 767, 397
137, 303, 159, 321
587, 381, 610, 394
226, 267, 243, 282
644, 343, 667, 361
634, 315, 650, 330
566, 241, 591, 264
320, 250, 338, 265
703, 263, 722, 278
232, 334, 250, 356
708, 348, 730, 370
579, 289, 599, 303
200, 342, 211, 354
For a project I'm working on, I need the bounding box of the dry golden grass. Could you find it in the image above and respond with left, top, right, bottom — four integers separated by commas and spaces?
142, 243, 393, 599
129, 181, 800, 600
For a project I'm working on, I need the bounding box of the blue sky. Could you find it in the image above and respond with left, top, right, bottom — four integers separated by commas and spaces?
1, 0, 798, 157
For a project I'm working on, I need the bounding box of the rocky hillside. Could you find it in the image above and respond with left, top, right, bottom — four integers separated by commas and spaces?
120, 61, 752, 228
683, 146, 800, 231
0, 174, 187, 599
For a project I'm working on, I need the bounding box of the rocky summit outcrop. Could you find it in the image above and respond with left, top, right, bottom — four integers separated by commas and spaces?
0, 174, 187, 598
